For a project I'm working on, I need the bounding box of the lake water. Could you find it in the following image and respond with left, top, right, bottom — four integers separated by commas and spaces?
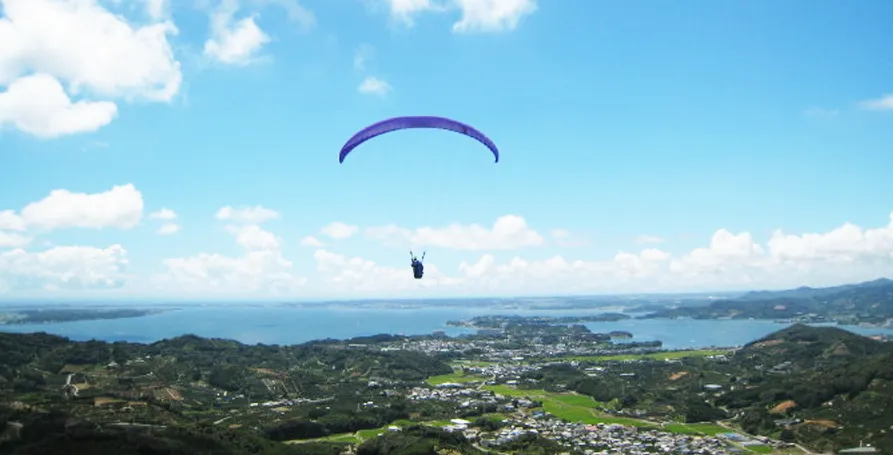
1, 306, 891, 350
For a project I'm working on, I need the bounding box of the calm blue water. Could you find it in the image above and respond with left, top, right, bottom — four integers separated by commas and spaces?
1, 306, 891, 350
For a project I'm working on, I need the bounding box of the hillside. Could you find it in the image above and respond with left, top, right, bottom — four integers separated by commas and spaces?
641, 278, 893, 324
734, 323, 888, 369
516, 324, 893, 454
719, 325, 893, 452
0, 331, 455, 455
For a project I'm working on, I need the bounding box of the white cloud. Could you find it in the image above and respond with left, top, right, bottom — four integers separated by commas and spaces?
227, 224, 281, 250
156, 221, 305, 294
358, 76, 392, 97
0, 210, 26, 232
145, 0, 168, 19
377, 0, 536, 32
380, 0, 441, 26
158, 251, 306, 294
859, 94, 893, 111
635, 235, 664, 245
311, 210, 893, 296
18, 184, 144, 231
300, 236, 325, 248
157, 223, 180, 235
314, 248, 458, 292
321, 222, 359, 239
0, 184, 143, 255
215, 205, 280, 224
0, 74, 118, 138
767, 217, 893, 263
456, 248, 671, 294
4, 195, 893, 296
203, 0, 271, 65
365, 215, 544, 250
150, 208, 177, 220
0, 231, 32, 249
0, 0, 182, 100
668, 230, 766, 279
0, 245, 129, 291
452, 0, 537, 33
0, 0, 182, 137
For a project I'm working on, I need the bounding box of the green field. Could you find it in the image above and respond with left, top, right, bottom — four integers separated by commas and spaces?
663, 422, 728, 435
426, 371, 487, 386
287, 419, 454, 445
485, 384, 739, 436
562, 349, 731, 362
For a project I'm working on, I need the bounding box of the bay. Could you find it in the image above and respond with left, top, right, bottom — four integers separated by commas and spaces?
2, 305, 892, 350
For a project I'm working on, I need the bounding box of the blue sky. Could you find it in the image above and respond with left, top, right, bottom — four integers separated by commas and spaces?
1, 0, 893, 299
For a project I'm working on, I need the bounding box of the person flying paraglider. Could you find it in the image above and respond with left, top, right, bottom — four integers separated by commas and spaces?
410, 251, 425, 279
338, 116, 499, 280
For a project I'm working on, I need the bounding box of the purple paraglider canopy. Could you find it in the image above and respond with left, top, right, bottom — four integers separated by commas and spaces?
338, 116, 500, 163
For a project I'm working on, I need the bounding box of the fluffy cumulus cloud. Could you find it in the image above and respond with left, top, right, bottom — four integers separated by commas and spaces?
150, 208, 180, 235
0, 0, 318, 136
353, 44, 392, 97
19, 184, 144, 231
203, 0, 271, 65
0, 184, 142, 292
365, 215, 544, 250
0, 0, 182, 137
314, 248, 459, 292
452, 0, 537, 32
358, 76, 392, 97
3, 189, 893, 296
0, 245, 129, 292
202, 0, 315, 65
321, 222, 359, 240
859, 94, 893, 111
378, 0, 537, 32
300, 236, 325, 248
215, 205, 280, 224
309, 210, 893, 295
145, 0, 169, 20
154, 205, 305, 295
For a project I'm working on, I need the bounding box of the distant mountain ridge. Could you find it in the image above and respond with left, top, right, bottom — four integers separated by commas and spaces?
641, 277, 893, 323
737, 277, 893, 301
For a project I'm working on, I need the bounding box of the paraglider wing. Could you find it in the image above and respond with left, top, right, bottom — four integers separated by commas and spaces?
339, 116, 500, 163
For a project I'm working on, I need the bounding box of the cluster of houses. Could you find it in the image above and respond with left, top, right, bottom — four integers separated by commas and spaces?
473, 418, 740, 455
406, 386, 500, 409
385, 410, 747, 455
380, 335, 667, 361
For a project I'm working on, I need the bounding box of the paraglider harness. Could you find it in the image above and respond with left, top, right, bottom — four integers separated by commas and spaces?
410, 251, 425, 279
